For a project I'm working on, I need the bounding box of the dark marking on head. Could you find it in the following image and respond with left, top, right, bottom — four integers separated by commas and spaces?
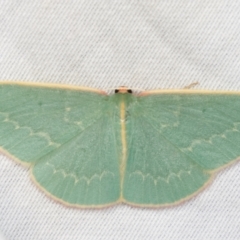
115, 86, 133, 94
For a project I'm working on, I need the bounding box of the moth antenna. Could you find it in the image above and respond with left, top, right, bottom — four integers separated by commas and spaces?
183, 82, 199, 89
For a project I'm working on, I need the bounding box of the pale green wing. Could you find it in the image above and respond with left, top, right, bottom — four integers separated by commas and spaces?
0, 83, 121, 207
123, 92, 240, 206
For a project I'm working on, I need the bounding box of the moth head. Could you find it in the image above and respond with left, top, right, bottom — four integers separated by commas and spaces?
115, 86, 132, 94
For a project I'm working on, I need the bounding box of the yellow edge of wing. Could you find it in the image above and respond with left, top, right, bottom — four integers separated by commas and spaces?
0, 81, 107, 95
30, 171, 121, 209
1, 144, 240, 208
122, 156, 240, 208
0, 146, 121, 209
140, 89, 240, 96
2, 82, 240, 95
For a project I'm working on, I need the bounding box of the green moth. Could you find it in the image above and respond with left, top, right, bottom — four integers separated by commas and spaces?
0, 82, 239, 208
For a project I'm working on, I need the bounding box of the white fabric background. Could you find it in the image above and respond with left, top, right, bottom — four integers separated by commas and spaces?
0, 1, 240, 239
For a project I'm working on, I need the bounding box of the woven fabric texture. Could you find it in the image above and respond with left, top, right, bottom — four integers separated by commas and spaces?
0, 1, 240, 239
